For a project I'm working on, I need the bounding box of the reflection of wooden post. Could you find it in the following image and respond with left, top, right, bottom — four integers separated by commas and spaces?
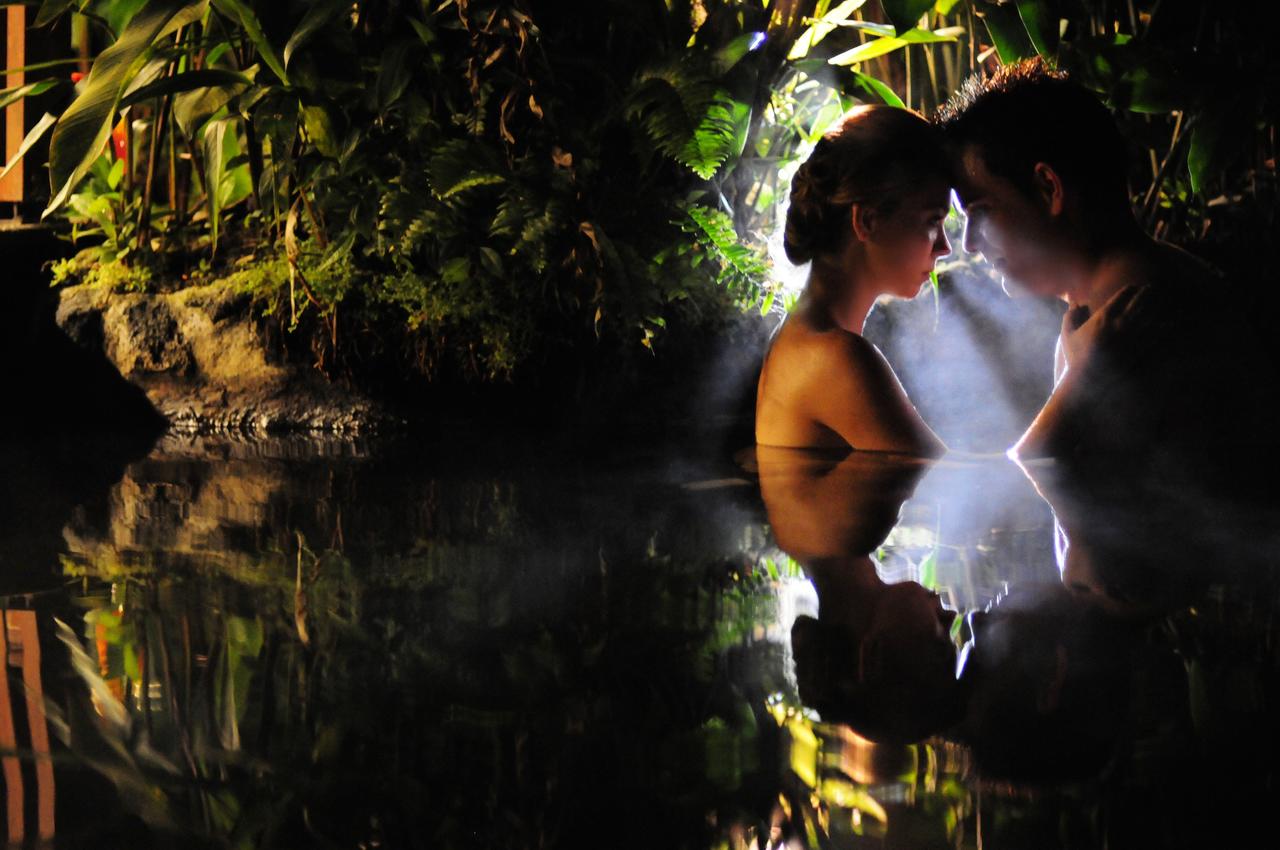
12, 612, 54, 841
0, 611, 56, 844
0, 613, 24, 844
1, 6, 26, 204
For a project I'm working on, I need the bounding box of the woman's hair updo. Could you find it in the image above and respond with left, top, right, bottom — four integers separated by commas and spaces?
783, 105, 952, 265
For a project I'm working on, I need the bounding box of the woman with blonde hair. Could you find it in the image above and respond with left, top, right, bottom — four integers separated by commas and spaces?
756, 105, 952, 455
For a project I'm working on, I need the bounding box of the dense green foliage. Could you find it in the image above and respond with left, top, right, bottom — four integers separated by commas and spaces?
7, 0, 1275, 383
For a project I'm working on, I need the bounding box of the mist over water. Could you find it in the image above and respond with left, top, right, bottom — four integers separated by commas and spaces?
733, 197, 1064, 454
865, 266, 1064, 452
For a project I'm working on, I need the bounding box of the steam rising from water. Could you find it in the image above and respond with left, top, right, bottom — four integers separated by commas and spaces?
865, 264, 1064, 452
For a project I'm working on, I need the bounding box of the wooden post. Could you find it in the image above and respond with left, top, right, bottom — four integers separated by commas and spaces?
1, 6, 26, 204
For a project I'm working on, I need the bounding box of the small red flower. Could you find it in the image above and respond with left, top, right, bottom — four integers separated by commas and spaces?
112, 119, 127, 161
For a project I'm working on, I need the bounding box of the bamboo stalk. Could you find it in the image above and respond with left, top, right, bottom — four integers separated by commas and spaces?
923, 41, 940, 113
962, 3, 972, 73
137, 28, 185, 248
136, 96, 171, 247
168, 103, 179, 228
244, 115, 263, 212
1142, 111, 1187, 227
940, 15, 959, 92
905, 46, 913, 112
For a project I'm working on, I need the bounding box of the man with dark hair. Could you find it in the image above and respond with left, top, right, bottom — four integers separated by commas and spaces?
936, 59, 1264, 474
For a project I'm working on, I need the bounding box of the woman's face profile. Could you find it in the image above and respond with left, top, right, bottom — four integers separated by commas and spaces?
863, 179, 953, 300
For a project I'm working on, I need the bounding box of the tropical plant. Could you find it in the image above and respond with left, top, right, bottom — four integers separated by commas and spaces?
4, 0, 1273, 384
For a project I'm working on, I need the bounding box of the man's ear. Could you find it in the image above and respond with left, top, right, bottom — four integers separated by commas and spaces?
1032, 162, 1065, 216
850, 202, 877, 242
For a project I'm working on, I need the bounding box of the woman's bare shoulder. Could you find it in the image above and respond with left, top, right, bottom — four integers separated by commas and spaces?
804, 327, 895, 388
769, 318, 883, 372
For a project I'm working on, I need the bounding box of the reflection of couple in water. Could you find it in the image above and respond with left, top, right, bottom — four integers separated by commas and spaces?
757, 59, 1275, 783
761, 448, 1139, 782
757, 58, 1267, 471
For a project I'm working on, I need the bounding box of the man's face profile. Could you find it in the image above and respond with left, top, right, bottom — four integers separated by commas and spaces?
954, 145, 1068, 299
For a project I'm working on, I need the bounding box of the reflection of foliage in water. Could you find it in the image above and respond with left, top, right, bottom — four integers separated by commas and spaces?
40, 439, 1280, 848
756, 697, 972, 848
721, 693, 1115, 850
51, 514, 805, 847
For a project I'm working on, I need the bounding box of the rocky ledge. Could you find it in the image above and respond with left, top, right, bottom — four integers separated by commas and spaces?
56, 281, 396, 434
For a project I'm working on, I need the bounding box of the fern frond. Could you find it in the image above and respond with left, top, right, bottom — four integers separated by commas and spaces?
515, 199, 567, 274
627, 61, 748, 179
678, 91, 750, 179
684, 204, 772, 305
627, 64, 717, 159
426, 139, 505, 200
490, 191, 535, 240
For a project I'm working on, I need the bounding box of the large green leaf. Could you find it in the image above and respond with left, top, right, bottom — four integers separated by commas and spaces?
300, 103, 339, 158
980, 4, 1034, 63
118, 68, 253, 110
0, 112, 56, 181
119, 55, 169, 104
848, 70, 905, 107
714, 31, 766, 72
0, 78, 61, 110
788, 0, 868, 60
1110, 67, 1181, 114
44, 0, 207, 217
34, 0, 77, 27
1016, 0, 1060, 57
804, 95, 848, 142
1187, 120, 1217, 195
284, 0, 347, 69
1186, 106, 1249, 194
101, 0, 151, 38
880, 0, 935, 35
174, 86, 231, 138
828, 25, 962, 66
251, 92, 298, 213
2, 57, 87, 75
202, 116, 229, 253
375, 42, 415, 113
211, 0, 289, 85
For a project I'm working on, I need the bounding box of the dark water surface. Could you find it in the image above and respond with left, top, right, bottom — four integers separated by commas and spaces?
1, 433, 1277, 849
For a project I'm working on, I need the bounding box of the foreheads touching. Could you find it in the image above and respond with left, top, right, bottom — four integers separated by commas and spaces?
935, 58, 1130, 218
935, 59, 1134, 295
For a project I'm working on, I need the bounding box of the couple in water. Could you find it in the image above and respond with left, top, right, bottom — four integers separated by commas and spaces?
757, 58, 1275, 778
757, 58, 1250, 466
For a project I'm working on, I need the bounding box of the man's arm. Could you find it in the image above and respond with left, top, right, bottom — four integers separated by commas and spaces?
1012, 285, 1152, 460
1011, 361, 1086, 459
